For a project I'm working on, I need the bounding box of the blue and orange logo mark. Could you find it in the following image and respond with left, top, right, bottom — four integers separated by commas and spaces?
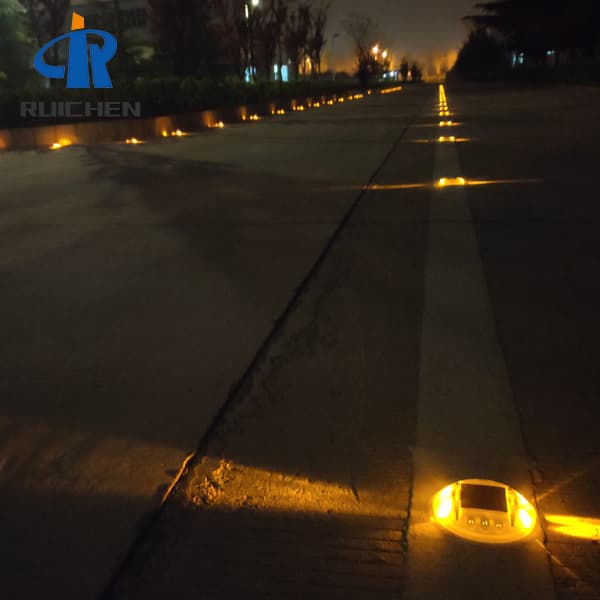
34, 13, 117, 89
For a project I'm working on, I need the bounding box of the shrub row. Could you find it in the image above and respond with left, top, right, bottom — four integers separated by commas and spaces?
0, 77, 375, 129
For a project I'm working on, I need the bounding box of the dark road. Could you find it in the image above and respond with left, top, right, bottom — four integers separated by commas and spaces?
1, 84, 599, 600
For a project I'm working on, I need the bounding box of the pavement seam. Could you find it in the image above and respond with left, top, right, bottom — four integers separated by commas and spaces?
97, 94, 428, 600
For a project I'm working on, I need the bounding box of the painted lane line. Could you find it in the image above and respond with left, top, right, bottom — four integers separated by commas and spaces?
403, 97, 555, 600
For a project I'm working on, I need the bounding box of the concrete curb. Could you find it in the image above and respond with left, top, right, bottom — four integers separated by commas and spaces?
0, 92, 365, 152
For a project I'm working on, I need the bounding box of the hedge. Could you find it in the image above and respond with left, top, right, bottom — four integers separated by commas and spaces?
0, 77, 375, 129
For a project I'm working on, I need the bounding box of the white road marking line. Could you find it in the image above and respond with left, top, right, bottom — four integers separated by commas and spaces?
403, 109, 555, 600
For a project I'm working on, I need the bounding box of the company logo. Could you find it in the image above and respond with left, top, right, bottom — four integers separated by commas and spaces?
33, 13, 117, 89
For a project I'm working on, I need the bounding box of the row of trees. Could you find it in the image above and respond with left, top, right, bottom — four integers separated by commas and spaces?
467, 0, 600, 63
150, 0, 330, 81
0, 0, 332, 87
1, 0, 412, 88
343, 13, 422, 87
454, 0, 600, 80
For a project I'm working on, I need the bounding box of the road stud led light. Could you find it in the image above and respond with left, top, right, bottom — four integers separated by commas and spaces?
433, 479, 537, 544
437, 177, 466, 188
49, 138, 72, 151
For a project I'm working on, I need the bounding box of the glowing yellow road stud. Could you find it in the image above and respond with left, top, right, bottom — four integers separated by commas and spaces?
49, 138, 72, 150
437, 177, 466, 187
433, 479, 537, 544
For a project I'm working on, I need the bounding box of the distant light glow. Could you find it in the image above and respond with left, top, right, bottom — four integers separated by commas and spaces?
125, 137, 143, 144
545, 515, 600, 540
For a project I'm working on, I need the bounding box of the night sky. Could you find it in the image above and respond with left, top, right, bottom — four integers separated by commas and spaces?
326, 0, 479, 70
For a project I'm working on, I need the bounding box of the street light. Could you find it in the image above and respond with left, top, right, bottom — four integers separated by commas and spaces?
372, 44, 380, 56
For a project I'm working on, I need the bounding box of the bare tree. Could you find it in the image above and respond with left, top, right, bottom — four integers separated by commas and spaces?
211, 0, 247, 80
306, 0, 329, 77
343, 12, 379, 67
343, 12, 380, 87
284, 0, 311, 80
267, 0, 288, 81
254, 7, 278, 80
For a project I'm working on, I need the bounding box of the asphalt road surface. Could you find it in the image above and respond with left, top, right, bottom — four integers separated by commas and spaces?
1, 84, 599, 600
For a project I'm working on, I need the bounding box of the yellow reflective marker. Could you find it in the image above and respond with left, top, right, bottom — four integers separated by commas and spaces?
433, 479, 537, 544
439, 121, 454, 127
438, 136, 457, 143
381, 86, 402, 95
367, 178, 538, 191
437, 177, 466, 188
49, 138, 72, 151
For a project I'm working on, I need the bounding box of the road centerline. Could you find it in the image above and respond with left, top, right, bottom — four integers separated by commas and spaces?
403, 109, 555, 600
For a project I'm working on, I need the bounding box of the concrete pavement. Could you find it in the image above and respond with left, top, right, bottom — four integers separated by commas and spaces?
1, 84, 600, 599
0, 87, 429, 599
